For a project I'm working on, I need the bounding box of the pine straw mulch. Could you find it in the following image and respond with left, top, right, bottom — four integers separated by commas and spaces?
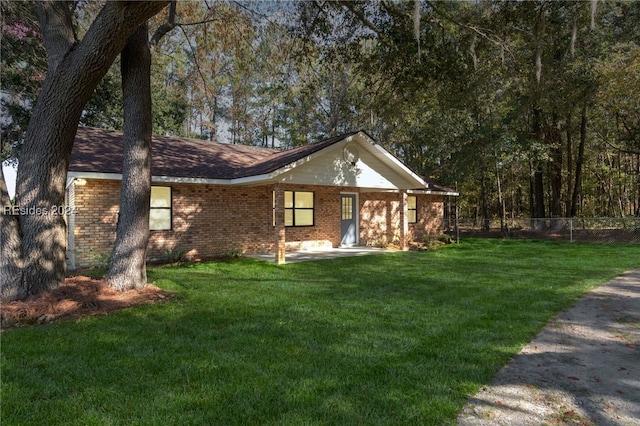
0, 275, 174, 331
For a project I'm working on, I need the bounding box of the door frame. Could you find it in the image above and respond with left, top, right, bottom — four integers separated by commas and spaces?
340, 192, 359, 247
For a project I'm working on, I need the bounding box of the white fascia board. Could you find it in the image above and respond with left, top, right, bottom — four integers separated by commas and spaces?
407, 189, 460, 196
66, 170, 274, 186
229, 174, 273, 185
359, 188, 459, 195
153, 175, 231, 185
355, 132, 429, 189
359, 188, 400, 193
67, 171, 124, 181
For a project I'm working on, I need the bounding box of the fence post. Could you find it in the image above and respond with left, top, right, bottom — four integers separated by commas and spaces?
570, 218, 573, 243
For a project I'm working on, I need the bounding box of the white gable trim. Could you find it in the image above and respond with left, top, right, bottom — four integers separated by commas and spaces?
359, 133, 428, 188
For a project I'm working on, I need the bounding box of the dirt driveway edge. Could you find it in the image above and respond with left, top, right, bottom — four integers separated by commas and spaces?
458, 269, 640, 426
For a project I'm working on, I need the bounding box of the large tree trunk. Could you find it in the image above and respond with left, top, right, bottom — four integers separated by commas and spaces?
107, 23, 153, 291
0, 167, 24, 301
3, 1, 168, 299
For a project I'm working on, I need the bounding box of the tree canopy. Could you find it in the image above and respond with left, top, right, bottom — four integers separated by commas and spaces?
4, 1, 639, 220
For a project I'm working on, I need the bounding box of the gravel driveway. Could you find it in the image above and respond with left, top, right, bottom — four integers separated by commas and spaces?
458, 269, 640, 426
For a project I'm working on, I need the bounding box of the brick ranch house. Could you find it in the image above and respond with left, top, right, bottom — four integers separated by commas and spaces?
65, 127, 457, 268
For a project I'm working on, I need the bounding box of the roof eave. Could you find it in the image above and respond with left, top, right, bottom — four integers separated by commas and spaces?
407, 189, 460, 196
67, 171, 254, 186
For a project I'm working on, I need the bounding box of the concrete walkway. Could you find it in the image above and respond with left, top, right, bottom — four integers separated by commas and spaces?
458, 269, 640, 426
247, 246, 398, 263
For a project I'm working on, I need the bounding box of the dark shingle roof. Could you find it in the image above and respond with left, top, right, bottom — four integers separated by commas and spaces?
420, 177, 457, 194
241, 132, 358, 177
69, 127, 356, 180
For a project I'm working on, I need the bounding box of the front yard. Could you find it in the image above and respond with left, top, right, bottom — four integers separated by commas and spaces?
2, 239, 639, 425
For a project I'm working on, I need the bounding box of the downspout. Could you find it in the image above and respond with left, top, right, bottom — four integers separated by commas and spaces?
65, 177, 77, 270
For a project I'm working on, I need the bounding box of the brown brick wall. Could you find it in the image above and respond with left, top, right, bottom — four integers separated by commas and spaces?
360, 192, 401, 247
410, 194, 445, 241
69, 179, 445, 268
70, 179, 120, 267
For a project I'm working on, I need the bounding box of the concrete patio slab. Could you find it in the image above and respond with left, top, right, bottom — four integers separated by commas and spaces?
247, 246, 398, 263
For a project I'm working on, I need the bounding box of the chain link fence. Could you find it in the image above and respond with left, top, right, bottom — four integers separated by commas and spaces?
448, 217, 640, 243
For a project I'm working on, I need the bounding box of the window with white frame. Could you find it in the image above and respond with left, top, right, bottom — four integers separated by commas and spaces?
407, 195, 417, 224
150, 186, 172, 231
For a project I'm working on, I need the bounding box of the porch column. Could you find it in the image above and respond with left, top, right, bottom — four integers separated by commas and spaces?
274, 185, 286, 264
399, 190, 409, 251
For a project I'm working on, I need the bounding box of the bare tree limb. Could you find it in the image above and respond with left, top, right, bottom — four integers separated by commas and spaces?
338, 1, 382, 35
425, 0, 511, 57
594, 129, 640, 156
381, 0, 411, 20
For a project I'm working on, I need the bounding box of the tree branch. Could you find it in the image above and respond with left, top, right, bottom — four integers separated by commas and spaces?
338, 1, 382, 36
592, 126, 640, 156
150, 0, 177, 49
425, 0, 511, 56
381, 0, 411, 20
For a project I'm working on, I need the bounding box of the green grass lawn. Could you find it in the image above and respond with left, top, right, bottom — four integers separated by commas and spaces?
2, 239, 640, 425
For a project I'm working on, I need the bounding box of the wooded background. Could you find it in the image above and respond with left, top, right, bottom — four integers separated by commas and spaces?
3, 1, 639, 221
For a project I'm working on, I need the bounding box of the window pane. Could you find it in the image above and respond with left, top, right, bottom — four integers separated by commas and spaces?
150, 209, 171, 230
295, 209, 314, 226
342, 197, 352, 220
294, 192, 313, 208
407, 196, 416, 209
408, 210, 417, 224
151, 187, 171, 208
284, 191, 293, 208
284, 209, 293, 226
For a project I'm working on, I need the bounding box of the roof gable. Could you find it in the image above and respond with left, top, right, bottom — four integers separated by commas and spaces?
266, 132, 428, 190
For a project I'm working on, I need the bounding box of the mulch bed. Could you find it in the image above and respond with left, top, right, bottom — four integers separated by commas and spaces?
0, 276, 173, 331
